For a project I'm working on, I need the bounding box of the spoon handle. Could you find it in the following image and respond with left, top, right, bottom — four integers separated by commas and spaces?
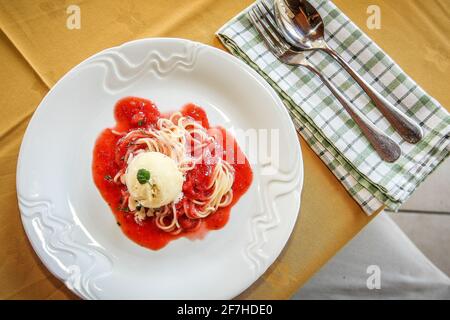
302, 63, 401, 162
321, 44, 423, 144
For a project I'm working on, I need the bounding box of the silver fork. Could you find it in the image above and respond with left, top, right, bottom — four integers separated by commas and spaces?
248, 1, 401, 162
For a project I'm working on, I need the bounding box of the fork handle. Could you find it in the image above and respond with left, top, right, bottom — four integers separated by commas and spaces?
303, 63, 401, 162
321, 44, 423, 144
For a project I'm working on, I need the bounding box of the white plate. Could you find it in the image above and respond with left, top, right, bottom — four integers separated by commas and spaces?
17, 38, 303, 299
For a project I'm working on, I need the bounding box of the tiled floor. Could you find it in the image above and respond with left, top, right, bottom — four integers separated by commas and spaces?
293, 212, 450, 299
387, 157, 450, 276
293, 158, 450, 298
399, 157, 450, 213
293, 153, 450, 300
388, 212, 450, 276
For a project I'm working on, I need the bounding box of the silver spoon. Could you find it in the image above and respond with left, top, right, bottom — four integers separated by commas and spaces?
248, 1, 401, 162
274, 0, 423, 144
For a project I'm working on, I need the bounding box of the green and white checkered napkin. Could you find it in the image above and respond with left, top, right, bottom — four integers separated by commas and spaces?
216, 0, 450, 215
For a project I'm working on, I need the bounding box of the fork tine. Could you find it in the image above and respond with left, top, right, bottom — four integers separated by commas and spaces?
260, 0, 277, 21
253, 2, 289, 51
248, 8, 282, 56
252, 8, 282, 50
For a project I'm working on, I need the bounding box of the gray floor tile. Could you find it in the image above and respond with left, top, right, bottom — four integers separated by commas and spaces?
388, 211, 450, 276
400, 158, 450, 213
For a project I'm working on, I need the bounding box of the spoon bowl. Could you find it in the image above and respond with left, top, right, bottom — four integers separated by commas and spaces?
274, 0, 325, 49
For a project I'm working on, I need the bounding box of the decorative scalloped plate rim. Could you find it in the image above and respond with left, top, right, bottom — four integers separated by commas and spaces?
16, 38, 303, 300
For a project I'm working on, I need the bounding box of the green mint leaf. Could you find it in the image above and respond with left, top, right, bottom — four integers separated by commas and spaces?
137, 168, 151, 184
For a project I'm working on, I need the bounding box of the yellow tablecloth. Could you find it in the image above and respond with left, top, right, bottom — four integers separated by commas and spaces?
0, 0, 448, 299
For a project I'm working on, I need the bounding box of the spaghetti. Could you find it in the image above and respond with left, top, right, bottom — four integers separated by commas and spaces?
92, 97, 252, 250
112, 112, 235, 234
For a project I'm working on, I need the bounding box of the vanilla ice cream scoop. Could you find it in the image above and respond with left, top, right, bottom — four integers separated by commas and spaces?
125, 151, 183, 208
